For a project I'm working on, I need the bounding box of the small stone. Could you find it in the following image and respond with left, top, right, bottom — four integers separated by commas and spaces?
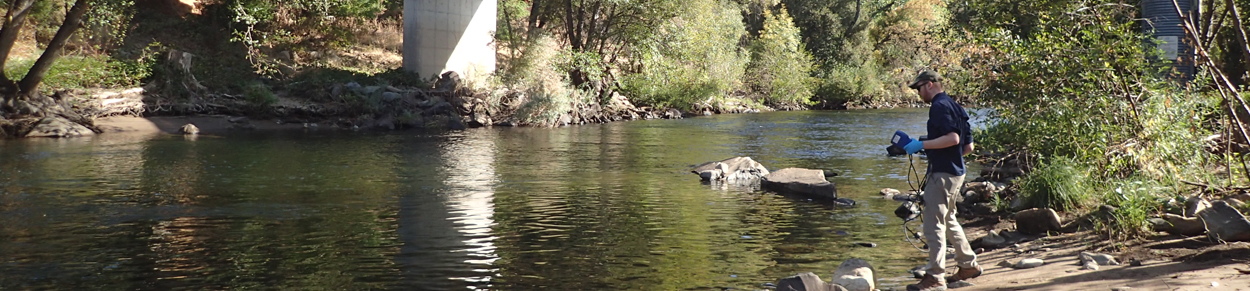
1129, 258, 1143, 266
1014, 258, 1044, 269
947, 281, 975, 288
1111, 287, 1132, 291
881, 188, 901, 196
1079, 252, 1120, 266
853, 242, 877, 248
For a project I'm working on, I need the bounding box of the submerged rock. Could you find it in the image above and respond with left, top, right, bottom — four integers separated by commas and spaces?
762, 168, 838, 200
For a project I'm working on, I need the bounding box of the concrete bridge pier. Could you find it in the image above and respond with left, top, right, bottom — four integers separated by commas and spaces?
403, 0, 497, 82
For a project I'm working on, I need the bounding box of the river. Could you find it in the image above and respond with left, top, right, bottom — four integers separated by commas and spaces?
0, 109, 982, 290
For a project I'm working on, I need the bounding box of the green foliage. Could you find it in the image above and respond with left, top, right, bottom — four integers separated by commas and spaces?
1095, 178, 1166, 240
960, 0, 1223, 239
620, 0, 748, 110
244, 81, 278, 106
785, 0, 950, 106
5, 54, 153, 89
746, 7, 816, 107
1014, 157, 1092, 211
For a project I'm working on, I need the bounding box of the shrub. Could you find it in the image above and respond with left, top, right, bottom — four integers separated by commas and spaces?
746, 7, 816, 107
620, 0, 747, 110
1013, 157, 1092, 211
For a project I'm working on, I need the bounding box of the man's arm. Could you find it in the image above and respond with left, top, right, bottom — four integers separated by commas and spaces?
963, 142, 974, 156
923, 132, 960, 149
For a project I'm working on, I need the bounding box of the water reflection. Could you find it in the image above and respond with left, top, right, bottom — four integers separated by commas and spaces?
0, 109, 981, 290
396, 130, 500, 290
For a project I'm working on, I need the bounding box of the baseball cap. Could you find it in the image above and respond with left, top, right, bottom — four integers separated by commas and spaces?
908, 70, 943, 89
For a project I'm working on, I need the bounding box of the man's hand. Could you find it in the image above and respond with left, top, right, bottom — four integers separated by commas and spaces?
904, 139, 924, 154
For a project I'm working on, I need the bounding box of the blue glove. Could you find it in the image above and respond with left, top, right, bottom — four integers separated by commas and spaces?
903, 139, 924, 154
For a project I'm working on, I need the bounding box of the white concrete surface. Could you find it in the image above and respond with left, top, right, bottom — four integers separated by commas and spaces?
404, 0, 497, 82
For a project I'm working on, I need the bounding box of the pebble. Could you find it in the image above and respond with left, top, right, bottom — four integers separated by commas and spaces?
1111, 287, 1131, 291
1014, 258, 1044, 269
947, 281, 975, 288
1129, 258, 1143, 266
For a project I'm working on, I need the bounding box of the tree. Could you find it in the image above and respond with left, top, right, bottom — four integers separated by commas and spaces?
0, 0, 92, 112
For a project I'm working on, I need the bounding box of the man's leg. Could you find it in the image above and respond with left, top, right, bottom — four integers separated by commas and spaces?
922, 173, 952, 277
941, 174, 978, 269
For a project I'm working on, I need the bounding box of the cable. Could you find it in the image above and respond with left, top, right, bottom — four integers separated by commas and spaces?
901, 153, 929, 252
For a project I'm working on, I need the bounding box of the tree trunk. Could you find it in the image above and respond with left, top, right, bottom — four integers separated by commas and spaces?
18, 0, 92, 98
1226, 0, 1250, 86
0, 0, 36, 77
0, 0, 37, 104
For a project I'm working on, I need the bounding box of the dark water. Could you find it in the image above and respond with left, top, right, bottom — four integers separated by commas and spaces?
0, 109, 980, 290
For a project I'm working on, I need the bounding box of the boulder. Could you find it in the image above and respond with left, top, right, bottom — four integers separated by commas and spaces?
381, 92, 402, 102
1185, 196, 1212, 217
691, 157, 769, 182
435, 71, 462, 92
1196, 200, 1250, 242
180, 123, 199, 135
1159, 213, 1207, 236
25, 117, 94, 138
1014, 208, 1063, 234
468, 111, 492, 128
776, 272, 848, 291
831, 258, 875, 291
961, 182, 1003, 204
762, 168, 838, 200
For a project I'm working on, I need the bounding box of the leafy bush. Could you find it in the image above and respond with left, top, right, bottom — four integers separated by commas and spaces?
620, 0, 747, 110
746, 7, 816, 107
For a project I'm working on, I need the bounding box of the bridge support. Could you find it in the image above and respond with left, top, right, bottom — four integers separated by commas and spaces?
403, 0, 496, 81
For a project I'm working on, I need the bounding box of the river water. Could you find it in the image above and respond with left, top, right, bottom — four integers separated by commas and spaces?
0, 109, 981, 290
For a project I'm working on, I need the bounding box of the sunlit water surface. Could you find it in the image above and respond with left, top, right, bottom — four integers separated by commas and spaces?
0, 109, 982, 290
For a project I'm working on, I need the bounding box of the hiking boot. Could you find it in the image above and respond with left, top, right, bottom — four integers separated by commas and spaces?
906, 273, 947, 291
948, 265, 983, 282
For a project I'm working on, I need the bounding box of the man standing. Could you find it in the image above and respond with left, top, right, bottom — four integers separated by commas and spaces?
899, 70, 980, 291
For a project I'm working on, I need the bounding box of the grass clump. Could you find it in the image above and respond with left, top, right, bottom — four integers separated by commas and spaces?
1014, 157, 1092, 211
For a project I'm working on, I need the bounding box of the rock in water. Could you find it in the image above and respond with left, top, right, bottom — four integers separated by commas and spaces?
775, 272, 849, 291
831, 258, 875, 291
762, 168, 838, 200
180, 123, 200, 135
1197, 200, 1250, 242
691, 157, 769, 182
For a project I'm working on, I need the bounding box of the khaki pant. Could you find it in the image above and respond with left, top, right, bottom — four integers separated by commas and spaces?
923, 172, 978, 276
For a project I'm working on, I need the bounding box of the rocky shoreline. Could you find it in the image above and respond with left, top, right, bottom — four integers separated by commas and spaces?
2, 71, 791, 138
